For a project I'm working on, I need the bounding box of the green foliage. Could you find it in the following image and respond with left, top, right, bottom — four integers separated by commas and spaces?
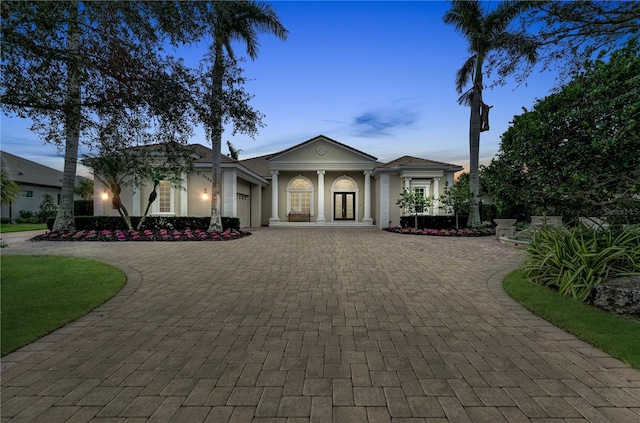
484, 38, 640, 222
517, 1, 640, 84
47, 216, 241, 232
74, 179, 93, 200
440, 176, 470, 215
74, 200, 93, 216
1, 170, 21, 206
396, 188, 433, 228
504, 269, 640, 369
16, 210, 39, 224
1, 255, 125, 355
443, 0, 539, 227
38, 193, 57, 222
522, 226, 640, 301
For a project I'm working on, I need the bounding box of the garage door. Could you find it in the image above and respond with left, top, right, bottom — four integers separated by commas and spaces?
237, 193, 250, 228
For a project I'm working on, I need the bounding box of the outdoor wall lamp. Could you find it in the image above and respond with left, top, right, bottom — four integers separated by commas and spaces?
101, 191, 109, 200
202, 188, 208, 201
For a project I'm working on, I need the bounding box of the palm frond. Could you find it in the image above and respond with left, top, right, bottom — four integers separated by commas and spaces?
443, 0, 483, 40
455, 55, 476, 94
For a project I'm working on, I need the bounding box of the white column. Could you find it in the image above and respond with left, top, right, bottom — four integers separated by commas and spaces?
316, 170, 325, 225
363, 170, 373, 224
380, 174, 390, 228
132, 189, 141, 216
432, 178, 440, 216
180, 172, 188, 216
223, 170, 237, 217
403, 177, 411, 189
269, 170, 280, 223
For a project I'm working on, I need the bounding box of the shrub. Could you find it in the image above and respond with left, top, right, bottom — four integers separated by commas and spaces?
522, 226, 640, 302
1, 217, 12, 224
47, 216, 241, 231
74, 200, 93, 216
38, 194, 57, 222
16, 210, 39, 224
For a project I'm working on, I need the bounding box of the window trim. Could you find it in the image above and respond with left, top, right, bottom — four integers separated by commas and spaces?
152, 180, 175, 215
286, 176, 314, 216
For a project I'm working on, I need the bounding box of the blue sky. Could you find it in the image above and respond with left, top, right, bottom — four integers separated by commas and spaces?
1, 1, 558, 177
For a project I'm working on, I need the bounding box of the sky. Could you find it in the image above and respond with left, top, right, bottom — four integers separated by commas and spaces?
0, 1, 560, 178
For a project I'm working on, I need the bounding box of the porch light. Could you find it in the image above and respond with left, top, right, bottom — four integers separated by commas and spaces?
202, 188, 208, 201
101, 191, 109, 200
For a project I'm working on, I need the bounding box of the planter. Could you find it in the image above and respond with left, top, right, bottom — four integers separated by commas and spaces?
530, 215, 563, 230
493, 218, 517, 239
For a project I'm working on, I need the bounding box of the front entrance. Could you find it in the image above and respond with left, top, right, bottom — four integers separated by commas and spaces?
334, 192, 355, 220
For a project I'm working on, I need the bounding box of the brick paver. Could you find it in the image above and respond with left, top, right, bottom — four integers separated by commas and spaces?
2, 228, 639, 422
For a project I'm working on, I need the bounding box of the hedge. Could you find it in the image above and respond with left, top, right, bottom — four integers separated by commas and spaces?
47, 216, 241, 232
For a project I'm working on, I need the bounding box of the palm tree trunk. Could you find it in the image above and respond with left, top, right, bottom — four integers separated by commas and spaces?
208, 45, 224, 232
467, 60, 484, 228
52, 4, 80, 232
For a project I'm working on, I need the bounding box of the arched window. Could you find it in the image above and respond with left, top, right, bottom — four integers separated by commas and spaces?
286, 176, 314, 215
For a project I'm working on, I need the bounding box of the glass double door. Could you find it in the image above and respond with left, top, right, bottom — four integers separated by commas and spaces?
334, 192, 355, 220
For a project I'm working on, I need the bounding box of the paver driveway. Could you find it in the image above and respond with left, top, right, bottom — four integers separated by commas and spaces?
2, 228, 639, 422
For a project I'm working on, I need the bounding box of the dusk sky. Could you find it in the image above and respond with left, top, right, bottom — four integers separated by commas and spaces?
1, 1, 559, 177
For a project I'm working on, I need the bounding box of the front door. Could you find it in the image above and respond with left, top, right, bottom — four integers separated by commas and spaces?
334, 192, 355, 220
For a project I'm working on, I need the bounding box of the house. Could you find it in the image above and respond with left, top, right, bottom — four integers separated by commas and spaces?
93, 135, 463, 228
1, 151, 90, 221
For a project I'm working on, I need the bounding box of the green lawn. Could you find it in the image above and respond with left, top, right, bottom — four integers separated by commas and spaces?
503, 269, 640, 369
0, 255, 126, 356
0, 223, 48, 233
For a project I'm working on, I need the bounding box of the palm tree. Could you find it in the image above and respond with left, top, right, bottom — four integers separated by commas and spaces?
1, 170, 21, 206
443, 0, 538, 227
201, 1, 288, 231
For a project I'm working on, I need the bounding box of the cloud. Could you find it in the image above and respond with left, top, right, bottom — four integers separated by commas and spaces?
351, 106, 419, 137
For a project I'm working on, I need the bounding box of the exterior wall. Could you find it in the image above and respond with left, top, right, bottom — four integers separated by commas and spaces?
187, 172, 213, 217
388, 174, 403, 227
1, 184, 61, 221
261, 185, 272, 226
273, 170, 369, 222
276, 141, 370, 163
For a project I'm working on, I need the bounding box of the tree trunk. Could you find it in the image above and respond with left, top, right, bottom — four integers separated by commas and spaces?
208, 44, 224, 232
52, 4, 81, 232
136, 188, 157, 230
467, 60, 484, 228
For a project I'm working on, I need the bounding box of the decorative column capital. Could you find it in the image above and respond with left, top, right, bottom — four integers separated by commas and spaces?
271, 170, 279, 176
363, 170, 372, 176
317, 170, 325, 176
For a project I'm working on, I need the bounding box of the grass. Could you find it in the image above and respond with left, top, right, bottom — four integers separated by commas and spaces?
0, 255, 126, 356
0, 223, 47, 233
503, 269, 640, 369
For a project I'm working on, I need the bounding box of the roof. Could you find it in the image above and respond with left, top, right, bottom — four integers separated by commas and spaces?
267, 135, 378, 162
380, 155, 463, 170
1, 151, 89, 188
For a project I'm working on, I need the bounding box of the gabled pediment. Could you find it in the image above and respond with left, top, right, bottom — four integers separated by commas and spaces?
267, 135, 378, 168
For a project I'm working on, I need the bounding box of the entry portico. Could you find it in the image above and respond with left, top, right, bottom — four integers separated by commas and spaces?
266, 137, 376, 226
253, 135, 463, 228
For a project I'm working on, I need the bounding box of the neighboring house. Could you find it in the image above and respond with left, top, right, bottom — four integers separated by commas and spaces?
93, 135, 463, 229
1, 151, 90, 221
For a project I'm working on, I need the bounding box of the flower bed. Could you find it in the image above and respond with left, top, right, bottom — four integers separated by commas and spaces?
385, 226, 493, 237
31, 228, 251, 242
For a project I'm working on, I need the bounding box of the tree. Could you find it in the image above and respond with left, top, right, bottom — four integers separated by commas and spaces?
482, 39, 640, 223
505, 1, 640, 84
443, 0, 538, 227
196, 1, 288, 232
74, 179, 94, 201
1, 1, 197, 231
38, 193, 57, 223
227, 140, 243, 160
1, 170, 21, 206
439, 174, 473, 229
396, 188, 433, 229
